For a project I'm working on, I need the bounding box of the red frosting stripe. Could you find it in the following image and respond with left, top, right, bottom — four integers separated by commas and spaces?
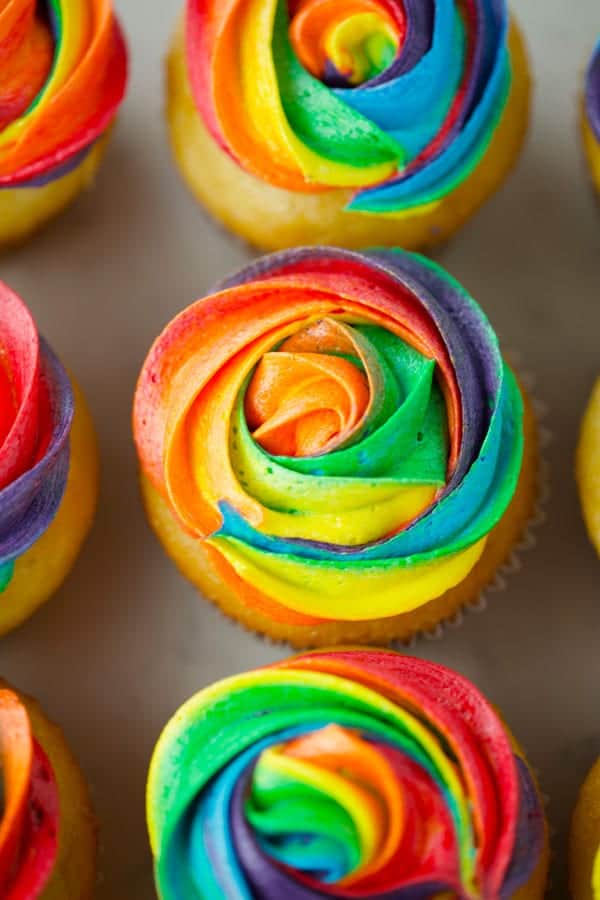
0, 688, 60, 899
0, 287, 41, 491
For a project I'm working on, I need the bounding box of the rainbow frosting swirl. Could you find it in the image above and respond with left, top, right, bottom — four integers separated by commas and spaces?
147, 650, 545, 899
186, 0, 516, 214
0, 0, 127, 189
134, 248, 523, 625
0, 687, 60, 898
0, 283, 74, 593
586, 42, 600, 146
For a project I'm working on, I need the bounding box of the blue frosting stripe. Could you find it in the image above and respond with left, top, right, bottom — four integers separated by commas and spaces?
348, 0, 512, 212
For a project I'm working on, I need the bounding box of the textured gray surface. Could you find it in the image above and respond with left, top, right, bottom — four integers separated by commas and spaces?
0, 1, 598, 897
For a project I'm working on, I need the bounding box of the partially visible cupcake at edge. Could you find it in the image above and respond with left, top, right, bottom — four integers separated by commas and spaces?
0, 0, 128, 248
0, 282, 99, 635
166, 0, 531, 251
134, 247, 539, 648
147, 649, 549, 899
0, 680, 97, 899
571, 758, 600, 900
583, 42, 600, 192
576, 379, 600, 558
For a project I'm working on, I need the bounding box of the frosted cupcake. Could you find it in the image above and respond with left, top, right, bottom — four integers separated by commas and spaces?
134, 248, 539, 647
147, 650, 549, 899
583, 43, 600, 193
0, 0, 128, 249
0, 680, 96, 898
166, 0, 531, 251
0, 283, 99, 635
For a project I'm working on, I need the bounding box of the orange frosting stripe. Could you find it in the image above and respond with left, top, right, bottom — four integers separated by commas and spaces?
0, 3, 53, 130
246, 351, 370, 457
0, 0, 128, 186
187, 0, 328, 192
289, 0, 403, 81
0, 690, 33, 890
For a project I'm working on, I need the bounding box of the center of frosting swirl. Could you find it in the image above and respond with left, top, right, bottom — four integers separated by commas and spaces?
246, 724, 406, 887
289, 1, 404, 88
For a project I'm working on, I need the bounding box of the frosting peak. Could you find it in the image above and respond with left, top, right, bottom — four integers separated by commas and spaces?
147, 650, 545, 899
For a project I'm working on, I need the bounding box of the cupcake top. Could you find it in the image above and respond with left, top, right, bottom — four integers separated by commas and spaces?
147, 649, 545, 899
134, 247, 523, 625
0, 686, 60, 896
185, 0, 516, 214
0, 283, 74, 592
586, 42, 600, 144
0, 0, 128, 188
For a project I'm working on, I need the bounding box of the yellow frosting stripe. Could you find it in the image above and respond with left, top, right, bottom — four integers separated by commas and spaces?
207, 534, 486, 619
238, 0, 398, 187
593, 846, 600, 899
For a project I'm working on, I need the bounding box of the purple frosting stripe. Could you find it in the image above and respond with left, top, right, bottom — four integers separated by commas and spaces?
0, 339, 73, 566
586, 43, 600, 143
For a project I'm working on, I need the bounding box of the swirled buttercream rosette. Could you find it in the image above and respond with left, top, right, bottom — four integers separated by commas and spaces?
0, 681, 97, 899
0, 282, 98, 635
166, 0, 531, 250
583, 42, 600, 193
0, 0, 128, 247
147, 650, 548, 899
134, 247, 539, 647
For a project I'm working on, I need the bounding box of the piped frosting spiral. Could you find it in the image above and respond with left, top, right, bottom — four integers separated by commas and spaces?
0, 0, 127, 188
134, 247, 523, 625
185, 0, 516, 215
147, 650, 545, 899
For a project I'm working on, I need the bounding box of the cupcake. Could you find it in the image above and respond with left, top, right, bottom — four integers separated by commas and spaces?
134, 247, 539, 648
0, 283, 99, 636
166, 0, 531, 252
576, 379, 600, 557
0, 0, 128, 249
147, 649, 549, 899
583, 43, 600, 193
0, 680, 96, 899
571, 759, 600, 900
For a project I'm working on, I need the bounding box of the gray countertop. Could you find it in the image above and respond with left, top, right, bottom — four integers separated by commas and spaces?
1, 1, 599, 897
